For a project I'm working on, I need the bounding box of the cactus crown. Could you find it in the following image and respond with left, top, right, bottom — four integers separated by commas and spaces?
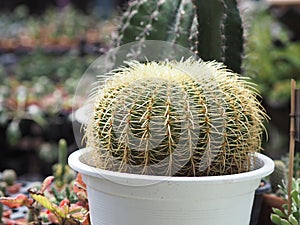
114, 0, 243, 73
85, 58, 267, 177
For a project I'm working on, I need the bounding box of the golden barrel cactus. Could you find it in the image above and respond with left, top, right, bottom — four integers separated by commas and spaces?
85, 58, 267, 176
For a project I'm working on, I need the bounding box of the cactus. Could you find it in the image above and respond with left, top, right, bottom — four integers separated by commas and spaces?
2, 169, 17, 186
114, 0, 243, 73
269, 160, 287, 193
85, 58, 267, 176
52, 139, 76, 187
58, 139, 67, 171
281, 152, 300, 178
57, 139, 68, 187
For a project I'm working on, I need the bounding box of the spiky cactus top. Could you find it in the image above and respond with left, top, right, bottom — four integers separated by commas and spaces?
114, 0, 243, 73
85, 59, 267, 176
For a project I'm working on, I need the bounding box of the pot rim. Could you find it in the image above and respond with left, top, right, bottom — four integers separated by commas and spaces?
68, 148, 274, 183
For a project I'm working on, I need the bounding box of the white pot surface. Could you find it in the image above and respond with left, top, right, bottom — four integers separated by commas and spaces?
69, 148, 274, 225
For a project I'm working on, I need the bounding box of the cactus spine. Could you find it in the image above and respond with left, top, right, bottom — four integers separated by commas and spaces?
115, 0, 243, 73
85, 59, 267, 176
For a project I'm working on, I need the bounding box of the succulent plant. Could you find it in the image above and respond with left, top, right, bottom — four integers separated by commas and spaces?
0, 176, 89, 225
282, 152, 300, 178
85, 58, 267, 176
52, 139, 76, 188
114, 0, 243, 73
271, 178, 300, 225
2, 169, 17, 186
270, 160, 287, 193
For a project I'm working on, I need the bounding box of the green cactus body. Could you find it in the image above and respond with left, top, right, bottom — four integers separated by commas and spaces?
53, 139, 76, 187
116, 0, 194, 46
270, 160, 287, 193
115, 0, 243, 73
86, 59, 266, 176
58, 139, 67, 167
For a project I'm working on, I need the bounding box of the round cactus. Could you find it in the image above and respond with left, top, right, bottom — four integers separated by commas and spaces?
2, 169, 17, 186
85, 58, 267, 176
269, 160, 287, 193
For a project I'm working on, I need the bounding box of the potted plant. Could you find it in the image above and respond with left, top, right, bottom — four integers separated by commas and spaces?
0, 175, 89, 225
271, 178, 300, 225
68, 54, 274, 225
252, 160, 287, 225
69, 1, 274, 225
0, 139, 89, 225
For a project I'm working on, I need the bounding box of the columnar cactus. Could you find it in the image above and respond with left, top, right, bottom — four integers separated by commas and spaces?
85, 58, 267, 176
52, 139, 76, 187
114, 0, 243, 73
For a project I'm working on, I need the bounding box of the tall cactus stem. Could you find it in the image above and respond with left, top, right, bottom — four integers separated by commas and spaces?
167, 0, 195, 46
192, 0, 225, 63
193, 0, 243, 73
115, 0, 243, 73
58, 139, 67, 168
58, 138, 67, 185
222, 0, 243, 73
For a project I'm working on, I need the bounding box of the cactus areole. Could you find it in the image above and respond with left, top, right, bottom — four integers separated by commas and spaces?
85, 59, 267, 177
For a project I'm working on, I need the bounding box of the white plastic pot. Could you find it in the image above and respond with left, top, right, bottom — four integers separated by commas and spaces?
68, 148, 274, 225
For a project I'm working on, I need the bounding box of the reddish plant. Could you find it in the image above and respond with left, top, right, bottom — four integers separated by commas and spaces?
0, 175, 90, 225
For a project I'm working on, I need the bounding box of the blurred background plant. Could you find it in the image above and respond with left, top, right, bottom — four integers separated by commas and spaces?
271, 178, 300, 225
243, 4, 300, 107
0, 3, 117, 179
0, 4, 115, 51
1, 0, 300, 181
242, 2, 300, 159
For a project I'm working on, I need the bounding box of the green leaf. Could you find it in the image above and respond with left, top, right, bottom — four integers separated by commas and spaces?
293, 211, 300, 222
280, 218, 292, 225
51, 187, 64, 204
282, 204, 289, 212
30, 193, 53, 210
68, 207, 82, 215
288, 214, 298, 225
270, 214, 283, 225
291, 190, 299, 205
30, 193, 66, 218
272, 208, 288, 219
